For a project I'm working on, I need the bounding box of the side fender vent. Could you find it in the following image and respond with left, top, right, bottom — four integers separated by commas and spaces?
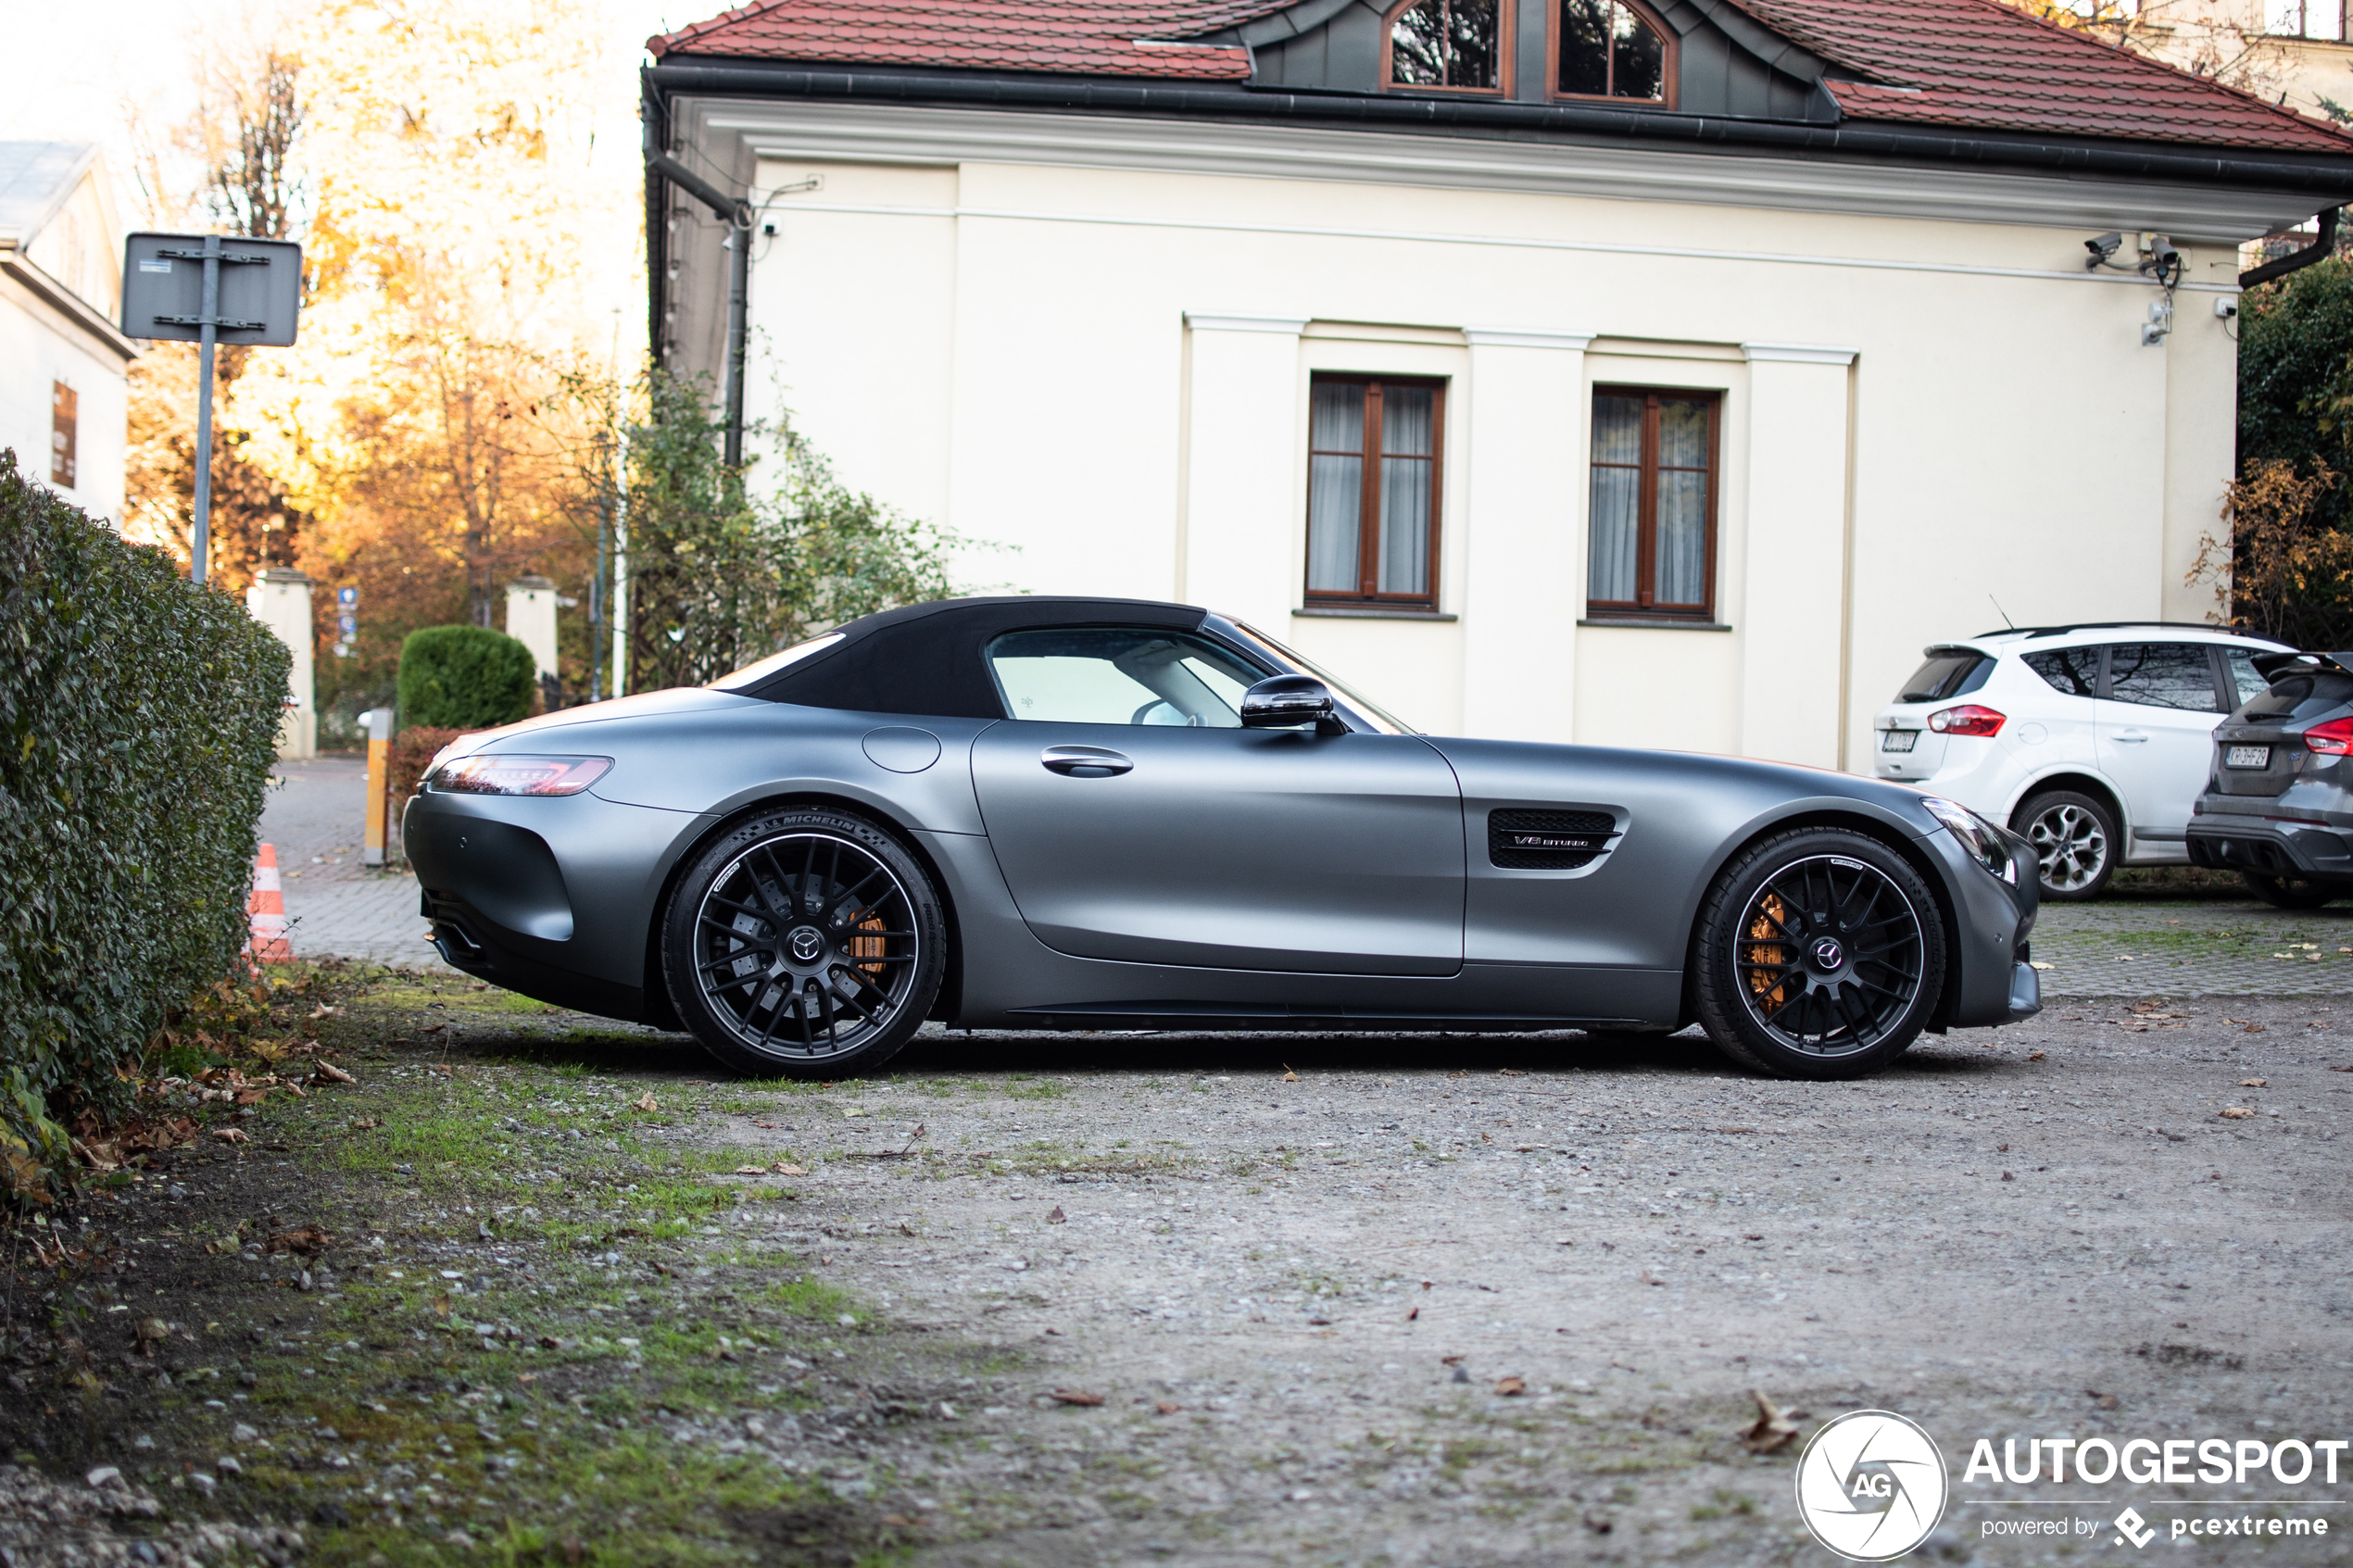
1488, 809, 1620, 871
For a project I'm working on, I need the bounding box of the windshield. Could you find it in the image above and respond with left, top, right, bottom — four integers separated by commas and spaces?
1224, 621, 1413, 734
1898, 649, 1990, 704
706, 633, 846, 692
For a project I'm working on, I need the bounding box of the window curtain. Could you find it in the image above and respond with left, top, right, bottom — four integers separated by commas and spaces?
1588, 395, 1642, 603
1654, 398, 1709, 606
1378, 386, 1433, 596
1306, 382, 1365, 593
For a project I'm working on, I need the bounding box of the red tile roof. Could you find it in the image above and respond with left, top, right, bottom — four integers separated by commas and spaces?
1734, 0, 2353, 154
650, 0, 2353, 155
649, 1, 1265, 81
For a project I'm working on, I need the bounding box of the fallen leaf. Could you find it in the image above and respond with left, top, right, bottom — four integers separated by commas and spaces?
2000, 1171, 2015, 1182
1498, 1068, 1526, 1077
881, 1514, 915, 1529
2245, 1023, 2267, 1035
733, 1166, 769, 1176
1405, 1307, 1419, 1321
419, 1023, 445, 1035
2332, 1065, 2353, 1073
1493, 1375, 1527, 1396
1049, 1389, 1104, 1407
2221, 1107, 2256, 1120
266, 1226, 333, 1258
211, 1127, 249, 1146
307, 1003, 343, 1019
2240, 1078, 2269, 1088
1155, 1401, 1181, 1415
630, 1092, 658, 1112
348, 1116, 380, 1130
537, 1335, 560, 1349
1996, 1143, 2009, 1153
771, 1161, 807, 1176
313, 1061, 356, 1085
2028, 1051, 2045, 1061
1640, 1271, 1667, 1286
2086, 1388, 2120, 1411
1742, 1388, 1799, 1453
753, 1120, 776, 1129
1439, 1354, 1466, 1366
1281, 1064, 1299, 1083
1045, 1206, 1066, 1223
431, 1294, 450, 1317
233, 1088, 270, 1107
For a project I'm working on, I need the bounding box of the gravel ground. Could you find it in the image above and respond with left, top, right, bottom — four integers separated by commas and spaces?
697, 1001, 2353, 1565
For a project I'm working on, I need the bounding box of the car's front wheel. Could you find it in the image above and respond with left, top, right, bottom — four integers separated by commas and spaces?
2240, 871, 2341, 909
662, 807, 947, 1079
1692, 828, 1946, 1080
2012, 789, 2116, 901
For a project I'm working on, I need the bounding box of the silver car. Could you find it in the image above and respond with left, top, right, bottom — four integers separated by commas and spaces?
405, 596, 2041, 1081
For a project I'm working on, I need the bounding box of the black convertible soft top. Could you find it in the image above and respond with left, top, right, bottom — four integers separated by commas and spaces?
740, 596, 1209, 719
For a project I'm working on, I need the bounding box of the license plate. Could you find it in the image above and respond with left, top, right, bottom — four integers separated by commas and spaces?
1880, 730, 1918, 754
2226, 745, 2271, 769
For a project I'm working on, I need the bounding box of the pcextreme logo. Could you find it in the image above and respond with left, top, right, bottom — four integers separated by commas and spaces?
1795, 1411, 1951, 1562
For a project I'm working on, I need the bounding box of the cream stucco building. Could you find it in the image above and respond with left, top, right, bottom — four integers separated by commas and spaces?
645, 0, 2353, 772
0, 143, 132, 527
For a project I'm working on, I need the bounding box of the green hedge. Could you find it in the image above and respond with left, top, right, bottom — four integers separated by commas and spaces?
396, 624, 535, 731
0, 450, 290, 1185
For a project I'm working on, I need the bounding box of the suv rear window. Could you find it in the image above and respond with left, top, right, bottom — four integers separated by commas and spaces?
1897, 650, 1991, 703
2021, 647, 2099, 697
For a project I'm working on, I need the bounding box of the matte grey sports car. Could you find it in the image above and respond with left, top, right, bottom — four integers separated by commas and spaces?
403, 596, 2042, 1081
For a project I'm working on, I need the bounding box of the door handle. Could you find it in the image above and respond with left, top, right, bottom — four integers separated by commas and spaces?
2114, 730, 2149, 743
1040, 746, 1133, 777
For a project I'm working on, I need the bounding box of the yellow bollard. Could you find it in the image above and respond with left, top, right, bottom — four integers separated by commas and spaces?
361, 707, 392, 866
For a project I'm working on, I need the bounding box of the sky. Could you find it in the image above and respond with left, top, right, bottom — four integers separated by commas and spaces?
4, 0, 693, 202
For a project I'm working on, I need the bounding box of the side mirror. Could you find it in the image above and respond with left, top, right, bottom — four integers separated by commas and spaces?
1240, 674, 1346, 734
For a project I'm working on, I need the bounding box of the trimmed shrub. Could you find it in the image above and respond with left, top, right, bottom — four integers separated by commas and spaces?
396, 624, 535, 730
388, 725, 464, 827
0, 450, 289, 1187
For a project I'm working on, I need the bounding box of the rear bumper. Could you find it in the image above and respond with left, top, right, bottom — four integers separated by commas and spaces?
2186, 818, 2353, 881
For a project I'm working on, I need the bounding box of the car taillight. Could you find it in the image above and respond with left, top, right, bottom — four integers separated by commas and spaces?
1927, 704, 2006, 737
2304, 717, 2353, 756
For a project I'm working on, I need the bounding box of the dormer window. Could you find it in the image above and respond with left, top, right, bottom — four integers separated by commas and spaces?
1556, 0, 1669, 102
1387, 0, 1506, 93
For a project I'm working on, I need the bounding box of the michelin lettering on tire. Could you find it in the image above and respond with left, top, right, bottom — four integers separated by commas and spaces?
1794, 1410, 1949, 1562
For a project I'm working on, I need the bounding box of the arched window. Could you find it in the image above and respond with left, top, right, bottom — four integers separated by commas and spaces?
1555, 0, 1669, 103
1388, 0, 1506, 92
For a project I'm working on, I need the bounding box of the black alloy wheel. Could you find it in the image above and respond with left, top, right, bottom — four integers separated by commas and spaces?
663, 808, 946, 1078
1692, 828, 1945, 1079
2240, 871, 2341, 910
2013, 789, 2116, 901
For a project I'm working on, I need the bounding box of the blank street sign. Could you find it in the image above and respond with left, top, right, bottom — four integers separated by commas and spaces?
120, 233, 302, 346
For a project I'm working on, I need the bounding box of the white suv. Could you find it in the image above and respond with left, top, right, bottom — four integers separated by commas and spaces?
1871, 624, 2292, 899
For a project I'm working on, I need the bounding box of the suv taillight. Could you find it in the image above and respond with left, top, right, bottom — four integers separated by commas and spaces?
2305, 716, 2353, 756
1928, 704, 2006, 737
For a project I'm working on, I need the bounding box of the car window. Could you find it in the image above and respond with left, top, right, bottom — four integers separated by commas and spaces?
1897, 650, 1990, 703
2020, 646, 2099, 697
2107, 643, 2222, 712
2224, 647, 2269, 708
986, 627, 1265, 725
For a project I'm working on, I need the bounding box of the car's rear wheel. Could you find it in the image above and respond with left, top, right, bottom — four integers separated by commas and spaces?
1692, 828, 1945, 1080
2012, 789, 2117, 901
663, 808, 946, 1079
2240, 871, 2341, 909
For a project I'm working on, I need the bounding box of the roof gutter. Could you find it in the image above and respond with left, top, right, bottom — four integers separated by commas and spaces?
2238, 206, 2339, 287
643, 58, 2353, 201
0, 238, 138, 362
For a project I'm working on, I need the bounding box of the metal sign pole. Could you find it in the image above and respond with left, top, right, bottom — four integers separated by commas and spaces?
191, 234, 220, 585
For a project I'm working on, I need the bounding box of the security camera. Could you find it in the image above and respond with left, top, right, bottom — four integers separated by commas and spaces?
2216, 295, 2240, 319
2085, 232, 2123, 268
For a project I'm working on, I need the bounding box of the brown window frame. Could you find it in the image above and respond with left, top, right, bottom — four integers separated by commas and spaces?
1549, 0, 1677, 107
1583, 385, 1720, 622
1303, 373, 1447, 610
1382, 0, 1515, 96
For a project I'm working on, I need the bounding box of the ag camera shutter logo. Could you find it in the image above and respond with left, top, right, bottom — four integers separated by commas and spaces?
1795, 1411, 1950, 1562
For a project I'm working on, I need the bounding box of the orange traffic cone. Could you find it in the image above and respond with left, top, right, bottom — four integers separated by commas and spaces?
246, 844, 294, 963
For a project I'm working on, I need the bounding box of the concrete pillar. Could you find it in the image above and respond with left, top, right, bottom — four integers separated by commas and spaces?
504, 575, 560, 683
1179, 312, 1308, 632
1460, 328, 1593, 742
245, 567, 315, 759
1737, 345, 1855, 770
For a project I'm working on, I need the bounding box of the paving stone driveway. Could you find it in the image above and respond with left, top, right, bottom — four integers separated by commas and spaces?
261, 757, 449, 971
